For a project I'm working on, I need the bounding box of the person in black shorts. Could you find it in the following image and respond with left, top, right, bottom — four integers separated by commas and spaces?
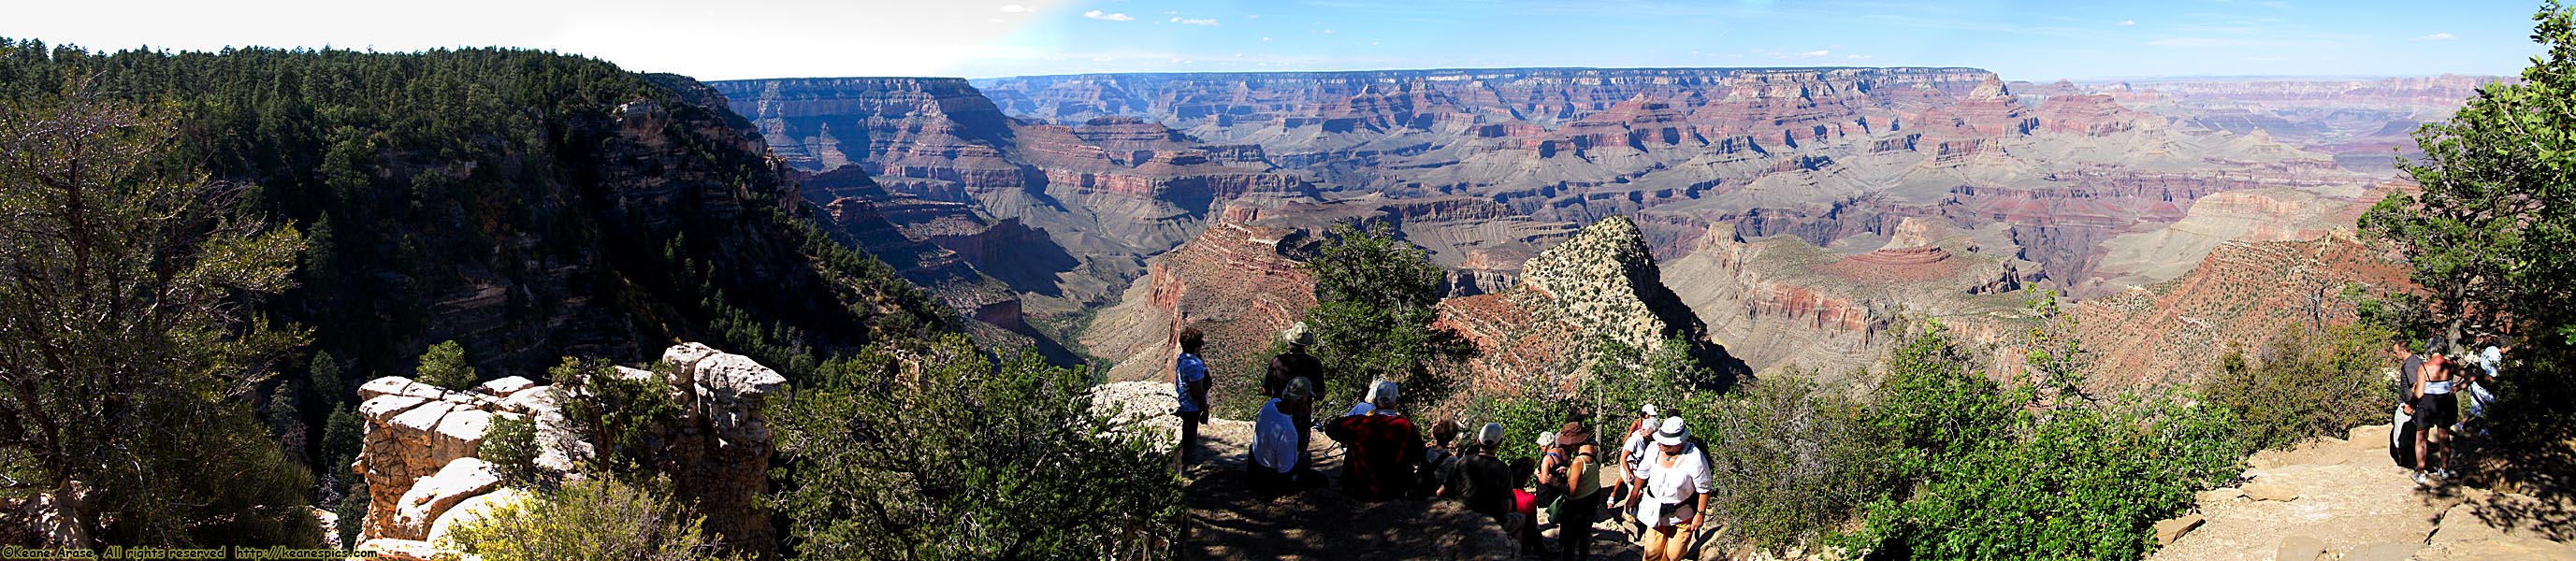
2412, 351, 2459, 484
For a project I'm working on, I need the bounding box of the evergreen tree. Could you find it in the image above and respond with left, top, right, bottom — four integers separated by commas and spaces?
416, 339, 478, 390
1299, 222, 1474, 405
0, 79, 316, 546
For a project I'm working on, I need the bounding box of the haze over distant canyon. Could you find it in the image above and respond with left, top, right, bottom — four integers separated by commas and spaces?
704, 67, 2489, 384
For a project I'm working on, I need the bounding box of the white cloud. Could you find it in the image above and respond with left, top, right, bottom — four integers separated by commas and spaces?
1172, 17, 1218, 26
2117, 20, 2136, 26
1321, 29, 1337, 34
998, 4, 1028, 13
1084, 10, 1134, 22
1261, 36, 1272, 41
1245, 14, 1260, 19
2415, 33, 2456, 41
1801, 50, 1831, 56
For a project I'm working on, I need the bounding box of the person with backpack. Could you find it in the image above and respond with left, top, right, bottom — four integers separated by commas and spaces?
1634, 417, 1709, 561
1614, 404, 1658, 533
1172, 327, 1210, 474
1415, 419, 1465, 498
1541, 421, 1604, 561
1265, 323, 1327, 466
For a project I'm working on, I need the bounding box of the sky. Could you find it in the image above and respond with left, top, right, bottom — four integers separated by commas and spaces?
1, 0, 2552, 81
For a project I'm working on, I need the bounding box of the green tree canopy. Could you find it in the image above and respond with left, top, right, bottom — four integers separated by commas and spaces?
1300, 222, 1473, 406
0, 79, 316, 546
2361, 1, 2576, 348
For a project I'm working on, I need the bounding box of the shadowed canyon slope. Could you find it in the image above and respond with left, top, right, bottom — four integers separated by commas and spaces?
714, 67, 2477, 385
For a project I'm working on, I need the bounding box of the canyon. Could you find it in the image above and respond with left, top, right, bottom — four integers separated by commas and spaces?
712, 65, 2483, 387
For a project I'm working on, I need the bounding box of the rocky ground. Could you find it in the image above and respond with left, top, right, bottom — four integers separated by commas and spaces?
1098, 381, 1677, 561
2149, 424, 2576, 561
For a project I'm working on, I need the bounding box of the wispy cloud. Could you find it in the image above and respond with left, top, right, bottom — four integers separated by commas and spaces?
1084, 10, 1135, 22
1172, 17, 1219, 26
2415, 33, 2456, 41
2118, 20, 2137, 26
1801, 50, 1831, 56
997, 4, 1028, 13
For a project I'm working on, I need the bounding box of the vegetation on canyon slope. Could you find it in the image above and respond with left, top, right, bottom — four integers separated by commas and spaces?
2363, 0, 2576, 443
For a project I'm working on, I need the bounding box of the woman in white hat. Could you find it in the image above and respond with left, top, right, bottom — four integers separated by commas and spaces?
1634, 416, 1709, 561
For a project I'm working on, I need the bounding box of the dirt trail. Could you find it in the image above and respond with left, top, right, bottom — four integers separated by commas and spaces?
2149, 424, 2576, 561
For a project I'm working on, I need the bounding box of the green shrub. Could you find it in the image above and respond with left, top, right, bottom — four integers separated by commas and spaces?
1303, 222, 1474, 406
770, 335, 1181, 560
1699, 374, 1895, 550
552, 357, 681, 482
2205, 324, 2395, 453
441, 476, 738, 561
1847, 393, 2241, 560
480, 415, 544, 487
416, 340, 478, 390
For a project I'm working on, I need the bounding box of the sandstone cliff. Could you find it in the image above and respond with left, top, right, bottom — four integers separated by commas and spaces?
707, 78, 1324, 322
351, 343, 785, 559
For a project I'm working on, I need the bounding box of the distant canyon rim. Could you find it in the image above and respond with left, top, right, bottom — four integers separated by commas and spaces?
704, 67, 2489, 383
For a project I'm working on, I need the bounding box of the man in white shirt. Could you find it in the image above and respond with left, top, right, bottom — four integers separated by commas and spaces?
1248, 377, 1321, 495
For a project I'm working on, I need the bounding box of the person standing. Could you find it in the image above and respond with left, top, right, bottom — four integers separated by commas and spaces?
1634, 417, 1710, 561
2390, 340, 2424, 468
1544, 422, 1604, 561
1172, 327, 1210, 474
2414, 351, 2459, 485
1324, 381, 1425, 501
1615, 404, 1658, 533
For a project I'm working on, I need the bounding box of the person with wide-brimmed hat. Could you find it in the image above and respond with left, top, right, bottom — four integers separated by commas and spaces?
1541, 421, 1605, 560
1634, 417, 1709, 561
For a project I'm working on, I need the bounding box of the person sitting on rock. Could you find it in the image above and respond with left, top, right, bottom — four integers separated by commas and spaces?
1248, 377, 1323, 495
1324, 380, 1425, 501
1413, 419, 1465, 499
1448, 423, 1516, 520
1265, 323, 1326, 464
1635, 417, 1710, 561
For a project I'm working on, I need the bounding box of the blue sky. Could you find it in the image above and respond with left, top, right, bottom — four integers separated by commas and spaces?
2, 0, 2551, 80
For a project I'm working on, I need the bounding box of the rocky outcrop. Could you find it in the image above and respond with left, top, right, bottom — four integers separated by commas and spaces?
351, 343, 786, 557
1084, 214, 1319, 387
1438, 216, 1745, 396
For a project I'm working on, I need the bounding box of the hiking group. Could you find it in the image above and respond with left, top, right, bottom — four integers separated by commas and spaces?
1170, 324, 1715, 561
2388, 329, 2511, 487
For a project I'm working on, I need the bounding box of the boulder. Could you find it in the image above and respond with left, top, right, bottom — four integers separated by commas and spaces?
359, 376, 445, 403
660, 342, 721, 388
2276, 535, 2324, 561
355, 539, 442, 561
2153, 514, 2205, 546
2347, 424, 2389, 450
2242, 481, 2300, 502
2197, 487, 2245, 503
2413, 537, 2576, 561
473, 376, 537, 397
390, 457, 501, 539
427, 487, 525, 547
2343, 541, 2421, 561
